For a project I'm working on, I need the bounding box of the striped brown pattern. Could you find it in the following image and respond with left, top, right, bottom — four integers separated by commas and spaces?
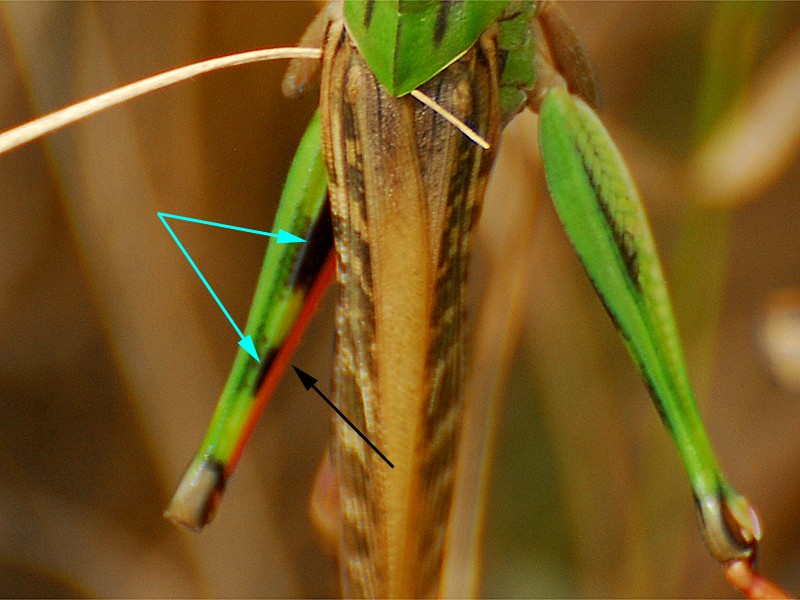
319, 12, 500, 598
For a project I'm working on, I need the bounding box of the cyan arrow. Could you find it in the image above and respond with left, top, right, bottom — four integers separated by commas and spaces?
157, 212, 306, 362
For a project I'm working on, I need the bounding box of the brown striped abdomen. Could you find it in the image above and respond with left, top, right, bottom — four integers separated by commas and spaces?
319, 16, 500, 598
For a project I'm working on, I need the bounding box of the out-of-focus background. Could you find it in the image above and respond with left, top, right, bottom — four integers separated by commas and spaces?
0, 2, 798, 597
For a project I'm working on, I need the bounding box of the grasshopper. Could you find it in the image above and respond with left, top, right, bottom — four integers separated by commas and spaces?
163, 1, 765, 597
1, 1, 793, 598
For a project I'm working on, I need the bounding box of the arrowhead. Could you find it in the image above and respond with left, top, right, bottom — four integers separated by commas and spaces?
276, 229, 306, 244
292, 365, 317, 390
238, 336, 260, 362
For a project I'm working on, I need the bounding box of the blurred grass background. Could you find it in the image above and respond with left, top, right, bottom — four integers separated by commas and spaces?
0, 2, 798, 597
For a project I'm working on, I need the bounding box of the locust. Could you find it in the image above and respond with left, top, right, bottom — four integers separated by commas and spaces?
0, 1, 788, 598
164, 1, 765, 596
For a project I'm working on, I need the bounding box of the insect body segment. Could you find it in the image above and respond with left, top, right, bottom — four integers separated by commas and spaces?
537, 86, 760, 562
320, 9, 501, 595
166, 112, 334, 530
343, 0, 510, 97
494, 0, 538, 123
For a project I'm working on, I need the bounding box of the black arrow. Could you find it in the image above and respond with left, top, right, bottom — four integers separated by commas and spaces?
292, 366, 395, 469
